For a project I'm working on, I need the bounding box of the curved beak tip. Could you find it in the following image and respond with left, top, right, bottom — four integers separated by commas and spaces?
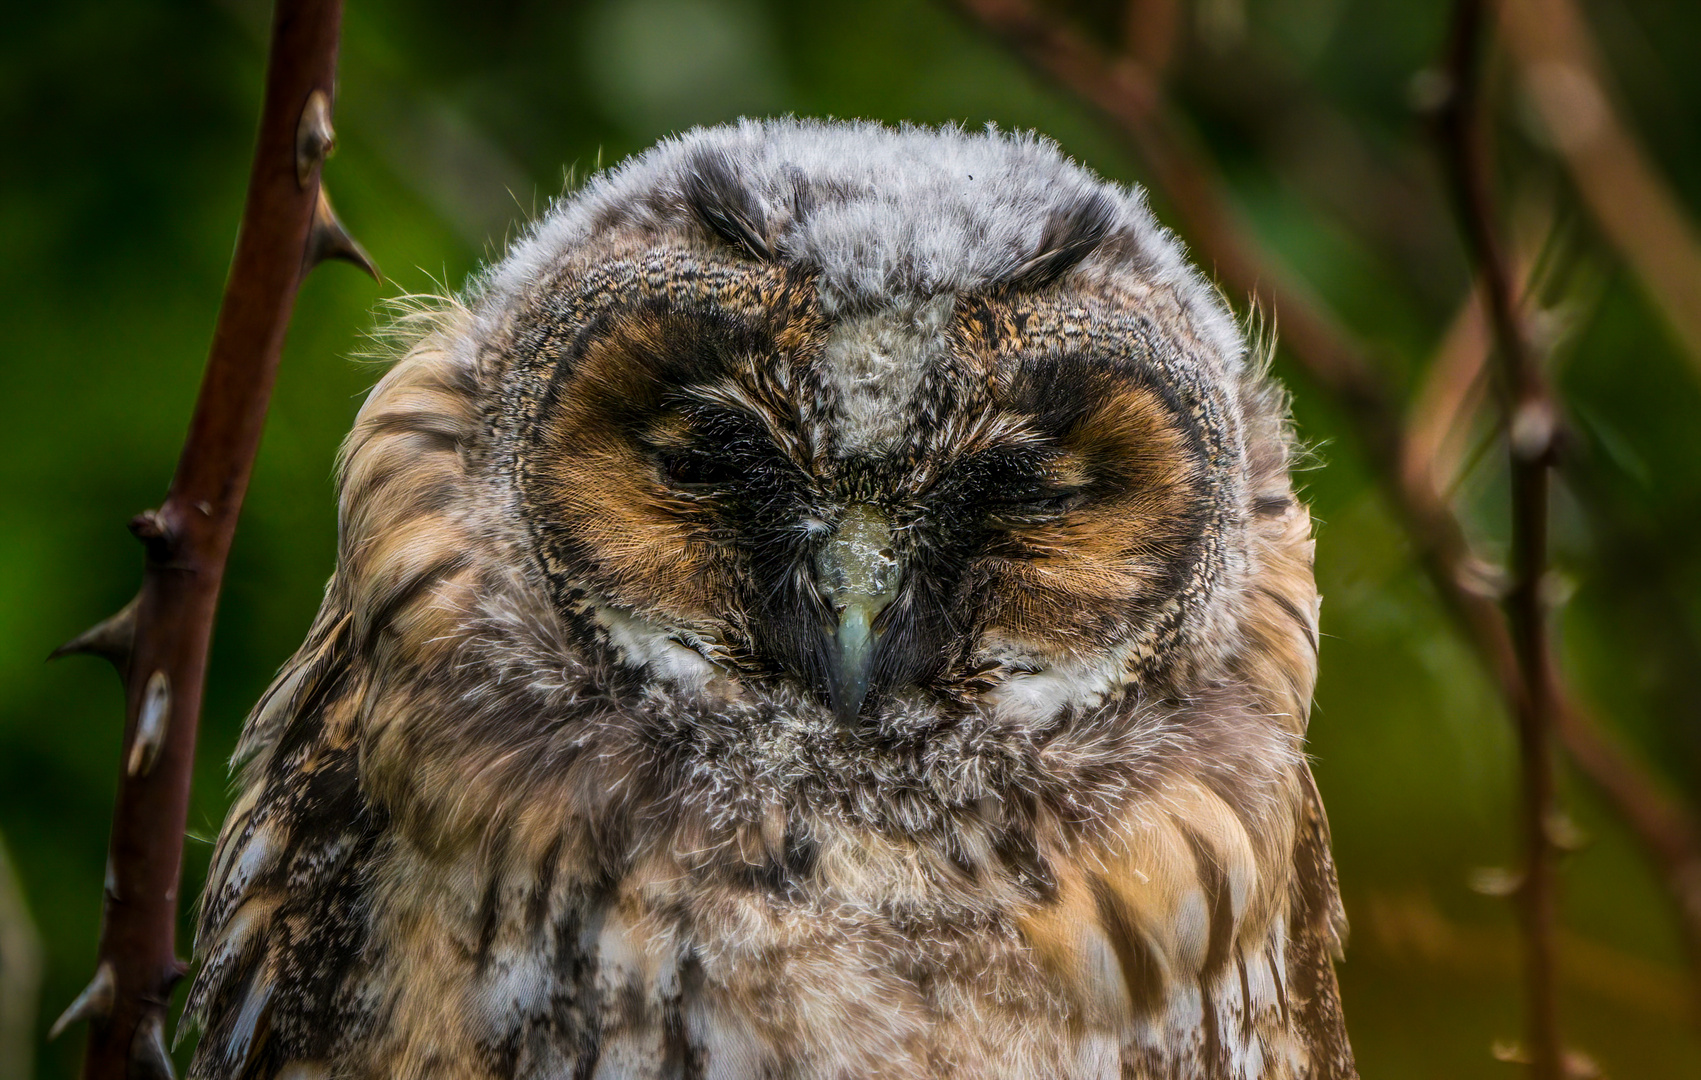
827, 604, 877, 724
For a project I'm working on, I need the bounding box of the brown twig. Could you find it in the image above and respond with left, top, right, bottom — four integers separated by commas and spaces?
1361, 890, 1691, 1026
1403, 283, 1491, 502
1554, 696, 1701, 1015
1122, 0, 1179, 78
1435, 1, 1563, 1073
47, 2, 370, 1077
1498, 0, 1701, 372
946, 0, 1701, 1013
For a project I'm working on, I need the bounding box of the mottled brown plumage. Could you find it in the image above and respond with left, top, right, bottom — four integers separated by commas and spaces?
186, 120, 1354, 1079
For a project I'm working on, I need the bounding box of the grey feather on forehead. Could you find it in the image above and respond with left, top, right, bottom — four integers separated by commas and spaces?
483, 118, 1243, 355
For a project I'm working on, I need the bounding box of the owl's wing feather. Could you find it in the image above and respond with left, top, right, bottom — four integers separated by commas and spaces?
188, 302, 506, 1079
185, 598, 382, 1080
1028, 757, 1350, 1080
1283, 770, 1354, 1078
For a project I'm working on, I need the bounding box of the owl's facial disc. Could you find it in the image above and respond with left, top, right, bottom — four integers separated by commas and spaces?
515, 260, 1221, 728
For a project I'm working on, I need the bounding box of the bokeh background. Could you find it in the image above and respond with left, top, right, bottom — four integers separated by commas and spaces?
3, 0, 1699, 1075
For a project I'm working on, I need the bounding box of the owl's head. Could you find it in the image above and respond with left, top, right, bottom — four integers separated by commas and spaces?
350, 120, 1306, 746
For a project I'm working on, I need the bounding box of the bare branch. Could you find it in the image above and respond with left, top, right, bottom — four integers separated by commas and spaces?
49, 2, 362, 1077
1362, 890, 1693, 1024
1554, 694, 1701, 1020
1403, 284, 1491, 502
1122, 0, 1179, 78
1434, 1, 1562, 1072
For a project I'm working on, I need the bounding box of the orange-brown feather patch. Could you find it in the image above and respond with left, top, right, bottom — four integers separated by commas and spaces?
982, 381, 1205, 653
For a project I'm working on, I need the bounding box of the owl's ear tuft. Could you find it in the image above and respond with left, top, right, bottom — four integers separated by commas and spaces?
1006, 190, 1119, 291
681, 150, 774, 261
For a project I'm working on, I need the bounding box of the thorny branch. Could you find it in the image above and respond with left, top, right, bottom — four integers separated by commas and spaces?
1435, 1, 1562, 1074
949, 0, 1701, 1022
47, 1, 373, 1077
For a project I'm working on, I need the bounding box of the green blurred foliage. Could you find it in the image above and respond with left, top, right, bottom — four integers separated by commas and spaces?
2, 0, 1698, 1076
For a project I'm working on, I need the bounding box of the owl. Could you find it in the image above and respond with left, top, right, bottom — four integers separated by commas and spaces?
184, 120, 1354, 1080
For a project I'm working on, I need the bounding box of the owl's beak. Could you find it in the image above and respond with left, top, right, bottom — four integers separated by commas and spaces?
814, 505, 901, 724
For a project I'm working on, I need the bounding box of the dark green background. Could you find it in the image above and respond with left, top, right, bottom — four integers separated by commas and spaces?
3, 0, 1698, 1075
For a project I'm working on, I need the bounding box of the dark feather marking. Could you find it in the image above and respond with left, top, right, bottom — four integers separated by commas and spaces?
237, 611, 352, 766
474, 872, 503, 977
221, 970, 274, 1078
1236, 951, 1255, 1041
1259, 584, 1318, 653
1178, 821, 1235, 1074
350, 470, 461, 523
1088, 876, 1165, 1016
1180, 824, 1235, 981
941, 830, 981, 884
362, 549, 474, 643
665, 952, 706, 1080
432, 356, 482, 401
992, 797, 1055, 902
1003, 190, 1118, 291
1289, 784, 1357, 1078
1253, 493, 1294, 516
681, 151, 773, 261
1267, 949, 1290, 1028
266, 668, 354, 770
359, 408, 470, 449
527, 834, 566, 937
1199, 983, 1225, 1076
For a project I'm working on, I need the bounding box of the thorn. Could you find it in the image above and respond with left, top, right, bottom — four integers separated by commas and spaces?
305, 187, 379, 281
1407, 67, 1454, 114
1490, 1040, 1602, 1078
131, 1010, 178, 1080
1546, 809, 1590, 852
49, 961, 115, 1039
1511, 398, 1558, 462
1453, 555, 1507, 600
1491, 1040, 1528, 1065
1539, 568, 1578, 614
1468, 866, 1523, 897
295, 89, 334, 187
128, 508, 175, 561
49, 595, 138, 669
128, 670, 171, 778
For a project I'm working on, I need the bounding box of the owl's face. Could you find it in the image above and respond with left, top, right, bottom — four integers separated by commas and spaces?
487, 132, 1250, 732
